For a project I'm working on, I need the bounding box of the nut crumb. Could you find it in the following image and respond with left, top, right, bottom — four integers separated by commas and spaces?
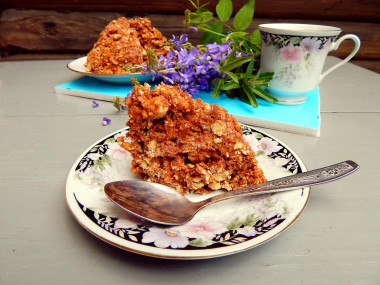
122, 83, 266, 195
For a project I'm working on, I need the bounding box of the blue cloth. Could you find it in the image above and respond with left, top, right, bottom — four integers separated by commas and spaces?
55, 77, 320, 134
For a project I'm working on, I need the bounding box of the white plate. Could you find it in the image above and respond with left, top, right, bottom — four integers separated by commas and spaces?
65, 125, 309, 259
67, 56, 153, 85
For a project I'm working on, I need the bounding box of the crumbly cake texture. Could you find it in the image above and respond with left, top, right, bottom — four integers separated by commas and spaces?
86, 17, 169, 75
120, 83, 266, 195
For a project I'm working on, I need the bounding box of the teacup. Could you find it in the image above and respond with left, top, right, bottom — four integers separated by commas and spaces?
258, 23, 361, 104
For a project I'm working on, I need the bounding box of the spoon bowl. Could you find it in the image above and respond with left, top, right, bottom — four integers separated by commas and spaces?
104, 160, 359, 225
104, 180, 198, 225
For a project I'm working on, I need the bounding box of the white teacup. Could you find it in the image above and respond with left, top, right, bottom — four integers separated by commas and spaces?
258, 23, 361, 104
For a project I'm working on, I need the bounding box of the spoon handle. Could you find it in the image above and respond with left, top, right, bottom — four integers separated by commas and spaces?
197, 160, 359, 208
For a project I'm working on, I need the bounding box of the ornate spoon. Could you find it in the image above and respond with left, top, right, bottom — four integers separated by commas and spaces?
104, 160, 359, 226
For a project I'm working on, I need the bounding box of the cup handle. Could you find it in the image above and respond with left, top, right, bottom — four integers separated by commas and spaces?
319, 34, 361, 82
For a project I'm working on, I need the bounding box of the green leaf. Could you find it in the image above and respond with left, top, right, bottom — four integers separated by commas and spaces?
242, 38, 261, 54
220, 81, 240, 91
199, 21, 224, 44
223, 71, 239, 83
242, 84, 258, 107
245, 82, 278, 103
233, 0, 255, 31
244, 213, 260, 227
190, 9, 214, 24
290, 37, 302, 45
93, 160, 105, 171
254, 87, 278, 103
283, 206, 290, 215
211, 78, 224, 98
257, 71, 274, 81
102, 154, 112, 167
222, 56, 252, 72
223, 48, 238, 62
227, 217, 243, 230
105, 138, 116, 144
250, 29, 261, 45
244, 60, 255, 82
216, 0, 233, 22
189, 238, 213, 247
227, 31, 249, 40
231, 88, 250, 104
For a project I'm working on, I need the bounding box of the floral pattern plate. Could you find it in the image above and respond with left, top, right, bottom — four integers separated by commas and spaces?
67, 56, 153, 85
65, 125, 309, 259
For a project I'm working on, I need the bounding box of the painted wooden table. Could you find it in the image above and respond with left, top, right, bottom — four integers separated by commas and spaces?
0, 57, 379, 284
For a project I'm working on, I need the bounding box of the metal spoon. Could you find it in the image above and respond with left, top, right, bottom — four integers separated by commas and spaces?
104, 160, 359, 226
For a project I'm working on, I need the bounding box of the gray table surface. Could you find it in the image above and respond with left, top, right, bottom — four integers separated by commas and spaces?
1, 57, 379, 284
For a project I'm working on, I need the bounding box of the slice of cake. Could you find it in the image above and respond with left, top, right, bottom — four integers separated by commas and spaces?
86, 17, 169, 75
120, 83, 266, 195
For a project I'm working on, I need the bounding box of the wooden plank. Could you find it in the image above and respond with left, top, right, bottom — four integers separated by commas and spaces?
2, 0, 380, 22
0, 10, 124, 53
1, 10, 379, 61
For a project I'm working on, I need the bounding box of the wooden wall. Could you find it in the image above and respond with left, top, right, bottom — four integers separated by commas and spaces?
1, 0, 379, 73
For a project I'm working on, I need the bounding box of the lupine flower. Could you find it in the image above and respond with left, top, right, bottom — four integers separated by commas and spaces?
148, 34, 236, 96
92, 100, 99, 108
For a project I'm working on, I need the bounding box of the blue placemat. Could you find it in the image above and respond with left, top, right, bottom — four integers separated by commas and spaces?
55, 77, 320, 136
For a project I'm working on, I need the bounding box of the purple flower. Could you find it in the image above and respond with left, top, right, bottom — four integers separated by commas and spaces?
205, 42, 219, 54
102, 117, 111, 126
219, 43, 230, 53
148, 33, 240, 96
92, 100, 99, 108
171, 34, 189, 49
300, 37, 322, 53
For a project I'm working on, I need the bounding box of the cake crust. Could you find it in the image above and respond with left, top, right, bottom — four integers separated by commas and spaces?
120, 83, 266, 195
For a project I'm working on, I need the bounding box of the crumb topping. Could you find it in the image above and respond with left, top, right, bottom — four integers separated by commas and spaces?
120, 83, 266, 195
86, 17, 169, 75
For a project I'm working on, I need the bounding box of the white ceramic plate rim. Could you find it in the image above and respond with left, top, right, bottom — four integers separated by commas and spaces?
65, 126, 310, 259
67, 56, 145, 77
66, 56, 154, 85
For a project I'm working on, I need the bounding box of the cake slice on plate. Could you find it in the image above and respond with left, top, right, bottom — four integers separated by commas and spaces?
120, 83, 266, 195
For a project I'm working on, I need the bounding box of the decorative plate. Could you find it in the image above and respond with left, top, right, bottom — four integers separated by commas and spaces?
65, 125, 309, 259
67, 56, 153, 85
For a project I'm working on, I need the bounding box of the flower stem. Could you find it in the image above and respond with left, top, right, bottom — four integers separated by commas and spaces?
198, 27, 225, 37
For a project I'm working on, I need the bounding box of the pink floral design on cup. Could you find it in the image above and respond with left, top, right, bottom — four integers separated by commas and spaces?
278, 43, 304, 62
322, 38, 333, 50
259, 23, 361, 104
